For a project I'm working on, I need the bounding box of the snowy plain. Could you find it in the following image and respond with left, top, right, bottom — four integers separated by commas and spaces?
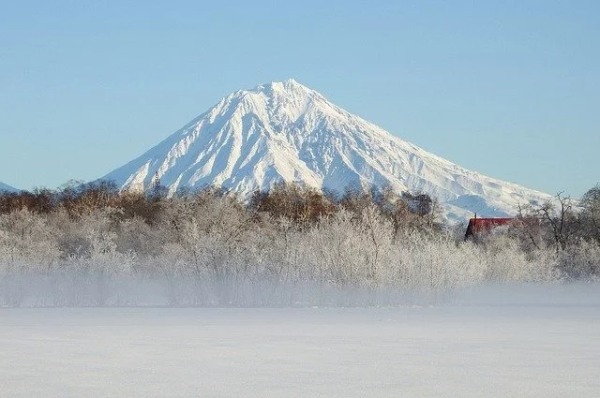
1, 284, 599, 397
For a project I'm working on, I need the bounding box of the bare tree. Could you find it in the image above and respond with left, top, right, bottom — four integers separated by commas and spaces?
518, 193, 577, 254
581, 184, 600, 243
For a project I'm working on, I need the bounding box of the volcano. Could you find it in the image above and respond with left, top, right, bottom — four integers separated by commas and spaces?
102, 79, 551, 220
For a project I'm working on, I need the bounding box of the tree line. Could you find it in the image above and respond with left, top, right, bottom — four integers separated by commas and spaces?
0, 181, 598, 307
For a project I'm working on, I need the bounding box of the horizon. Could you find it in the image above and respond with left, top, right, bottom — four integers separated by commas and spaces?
1, 1, 599, 197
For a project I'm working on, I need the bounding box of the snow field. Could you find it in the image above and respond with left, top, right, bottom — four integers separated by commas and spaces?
1, 285, 599, 397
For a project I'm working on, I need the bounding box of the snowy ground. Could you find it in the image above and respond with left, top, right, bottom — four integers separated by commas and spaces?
1, 284, 599, 397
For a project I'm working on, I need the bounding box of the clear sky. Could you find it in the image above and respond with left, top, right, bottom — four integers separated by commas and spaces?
1, 1, 598, 197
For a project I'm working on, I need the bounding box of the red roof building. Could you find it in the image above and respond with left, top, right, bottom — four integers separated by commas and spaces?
464, 217, 514, 240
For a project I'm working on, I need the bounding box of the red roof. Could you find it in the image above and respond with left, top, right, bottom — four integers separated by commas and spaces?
465, 217, 513, 239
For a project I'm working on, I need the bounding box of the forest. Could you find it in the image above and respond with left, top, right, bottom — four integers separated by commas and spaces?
0, 182, 598, 307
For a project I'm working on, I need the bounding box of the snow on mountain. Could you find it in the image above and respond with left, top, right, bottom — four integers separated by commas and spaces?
0, 182, 18, 193
102, 79, 552, 220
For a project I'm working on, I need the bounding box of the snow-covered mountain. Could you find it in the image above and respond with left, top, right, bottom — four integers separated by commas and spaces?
102, 79, 552, 220
0, 182, 18, 193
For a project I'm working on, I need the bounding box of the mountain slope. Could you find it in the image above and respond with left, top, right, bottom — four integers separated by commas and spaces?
102, 79, 552, 220
0, 182, 18, 193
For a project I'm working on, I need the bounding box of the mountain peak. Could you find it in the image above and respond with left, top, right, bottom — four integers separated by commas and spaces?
264, 78, 305, 90
241, 79, 317, 100
218, 79, 327, 127
101, 80, 552, 221
246, 78, 307, 95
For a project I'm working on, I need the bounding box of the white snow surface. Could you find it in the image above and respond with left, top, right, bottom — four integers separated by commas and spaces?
1, 284, 599, 397
102, 79, 552, 220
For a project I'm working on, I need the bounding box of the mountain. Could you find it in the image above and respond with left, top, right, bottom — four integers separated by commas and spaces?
0, 181, 18, 193
102, 79, 552, 221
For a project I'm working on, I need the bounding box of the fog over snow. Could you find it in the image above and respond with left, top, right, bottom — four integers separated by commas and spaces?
1, 284, 599, 397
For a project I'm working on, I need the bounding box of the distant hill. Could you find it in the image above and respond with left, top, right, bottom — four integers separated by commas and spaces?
0, 181, 18, 193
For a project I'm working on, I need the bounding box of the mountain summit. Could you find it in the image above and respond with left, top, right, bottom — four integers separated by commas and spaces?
102, 79, 551, 220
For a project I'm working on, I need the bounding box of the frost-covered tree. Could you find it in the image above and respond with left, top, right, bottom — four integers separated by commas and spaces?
0, 183, 598, 307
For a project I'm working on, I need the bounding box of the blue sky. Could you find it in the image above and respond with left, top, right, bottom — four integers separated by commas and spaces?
1, 1, 598, 196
